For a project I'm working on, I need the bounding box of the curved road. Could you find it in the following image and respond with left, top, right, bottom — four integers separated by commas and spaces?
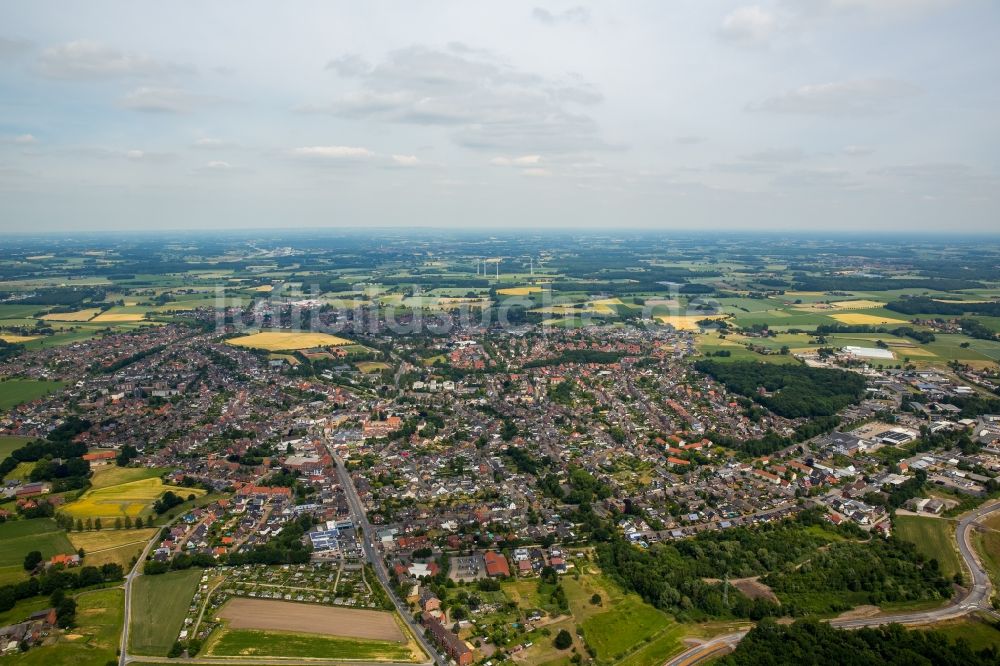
666, 501, 1000, 666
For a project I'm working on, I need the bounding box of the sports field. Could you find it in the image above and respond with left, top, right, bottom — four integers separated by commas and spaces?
130, 568, 201, 656
356, 361, 391, 373
61, 477, 204, 521
217, 598, 406, 641
226, 330, 352, 351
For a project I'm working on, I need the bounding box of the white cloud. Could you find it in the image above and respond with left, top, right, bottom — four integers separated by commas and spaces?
289, 145, 374, 159
491, 155, 543, 166
521, 167, 552, 177
119, 87, 215, 113
313, 45, 606, 153
751, 79, 919, 116
0, 36, 32, 60
14, 134, 37, 144
740, 148, 804, 162
36, 40, 190, 80
843, 144, 874, 156
532, 6, 590, 26
391, 154, 421, 167
193, 138, 224, 148
720, 6, 777, 46
204, 160, 231, 169
792, 0, 960, 17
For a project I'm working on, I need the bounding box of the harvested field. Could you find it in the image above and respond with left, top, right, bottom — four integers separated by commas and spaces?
217, 598, 406, 642
226, 331, 352, 351
90, 312, 146, 322
655, 314, 727, 330
497, 286, 542, 296
41, 308, 101, 322
0, 334, 40, 343
830, 313, 908, 326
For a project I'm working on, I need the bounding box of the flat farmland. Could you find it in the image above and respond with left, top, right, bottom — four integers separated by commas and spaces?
0, 379, 64, 410
0, 518, 74, 584
9, 587, 125, 666
68, 528, 158, 568
40, 308, 102, 321
90, 311, 146, 322
217, 598, 406, 642
204, 629, 419, 661
90, 465, 166, 489
62, 477, 204, 521
130, 568, 201, 656
226, 330, 352, 351
0, 435, 33, 459
0, 333, 40, 343
829, 312, 910, 326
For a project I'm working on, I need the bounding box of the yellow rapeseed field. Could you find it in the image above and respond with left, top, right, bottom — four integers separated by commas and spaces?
226, 331, 352, 351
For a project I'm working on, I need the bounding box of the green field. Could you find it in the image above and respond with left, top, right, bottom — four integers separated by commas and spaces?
0, 518, 75, 584
129, 568, 202, 656
918, 614, 1000, 653
894, 515, 963, 580
89, 465, 166, 490
0, 379, 65, 410
203, 628, 416, 660
581, 595, 678, 663
0, 435, 34, 459
61, 477, 204, 522
6, 588, 125, 666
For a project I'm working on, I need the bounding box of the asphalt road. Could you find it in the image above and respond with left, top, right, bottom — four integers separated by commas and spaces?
664, 501, 1000, 666
332, 452, 440, 666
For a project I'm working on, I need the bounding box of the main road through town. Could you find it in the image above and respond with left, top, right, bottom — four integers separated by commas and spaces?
332, 452, 441, 666
665, 500, 1000, 666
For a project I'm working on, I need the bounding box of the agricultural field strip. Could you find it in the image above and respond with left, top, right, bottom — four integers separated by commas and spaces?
217, 598, 406, 642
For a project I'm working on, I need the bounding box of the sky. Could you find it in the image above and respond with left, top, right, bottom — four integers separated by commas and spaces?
1, 0, 999, 233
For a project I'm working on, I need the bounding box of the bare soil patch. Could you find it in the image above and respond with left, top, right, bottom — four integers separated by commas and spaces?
217, 598, 405, 642
732, 577, 778, 604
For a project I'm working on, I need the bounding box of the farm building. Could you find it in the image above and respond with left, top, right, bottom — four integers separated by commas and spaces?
842, 346, 894, 360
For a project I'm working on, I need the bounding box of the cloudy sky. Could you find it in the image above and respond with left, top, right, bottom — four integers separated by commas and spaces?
1, 0, 998, 233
